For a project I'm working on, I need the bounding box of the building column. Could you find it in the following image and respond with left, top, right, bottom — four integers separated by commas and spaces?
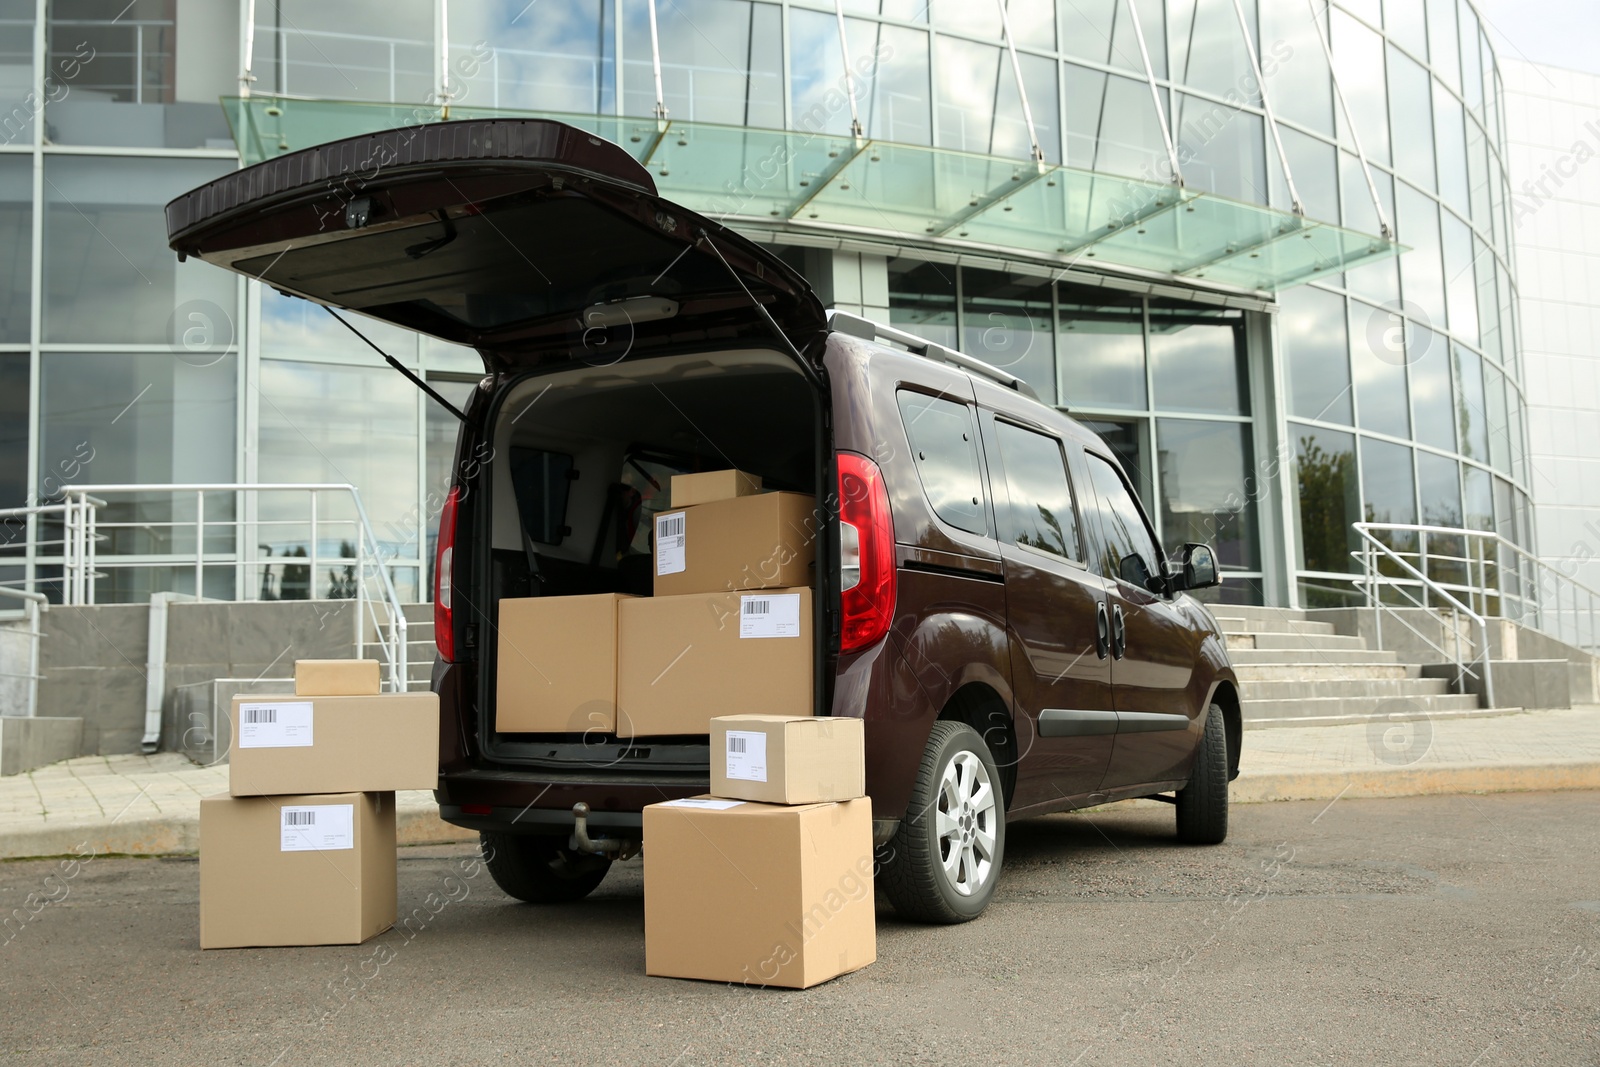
806, 249, 890, 322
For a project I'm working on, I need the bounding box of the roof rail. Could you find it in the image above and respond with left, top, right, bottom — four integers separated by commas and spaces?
827, 310, 1041, 402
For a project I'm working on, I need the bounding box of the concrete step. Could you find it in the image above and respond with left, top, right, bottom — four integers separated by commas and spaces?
1233, 662, 1420, 682
1227, 647, 1401, 666
1215, 616, 1336, 636
1208, 604, 1310, 627
1244, 706, 1524, 729
1238, 676, 1456, 701
1242, 692, 1482, 722
1225, 632, 1368, 652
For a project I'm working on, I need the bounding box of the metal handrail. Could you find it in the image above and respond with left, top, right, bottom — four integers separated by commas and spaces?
49, 484, 410, 694
0, 586, 47, 718
1351, 523, 1495, 708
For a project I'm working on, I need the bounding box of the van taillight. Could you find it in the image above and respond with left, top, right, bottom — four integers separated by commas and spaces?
434, 486, 460, 663
837, 452, 895, 653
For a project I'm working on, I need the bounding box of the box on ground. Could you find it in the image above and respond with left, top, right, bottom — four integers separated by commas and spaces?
496, 593, 634, 734
294, 658, 380, 696
200, 791, 396, 949
711, 714, 865, 805
617, 588, 812, 737
643, 795, 874, 988
671, 469, 763, 508
653, 491, 816, 597
228, 693, 438, 796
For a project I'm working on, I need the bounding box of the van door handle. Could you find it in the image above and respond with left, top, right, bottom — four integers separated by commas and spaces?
1111, 604, 1126, 660
1095, 601, 1110, 660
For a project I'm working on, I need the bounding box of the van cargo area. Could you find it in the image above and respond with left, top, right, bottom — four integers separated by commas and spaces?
475, 346, 828, 770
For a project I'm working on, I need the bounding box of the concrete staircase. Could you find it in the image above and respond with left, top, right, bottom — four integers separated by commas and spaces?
1216, 605, 1512, 729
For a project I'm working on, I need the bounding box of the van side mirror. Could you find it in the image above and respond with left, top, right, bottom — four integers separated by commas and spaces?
1172, 543, 1219, 591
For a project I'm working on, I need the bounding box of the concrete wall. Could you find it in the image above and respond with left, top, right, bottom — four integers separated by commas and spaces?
0, 615, 37, 716
36, 600, 362, 757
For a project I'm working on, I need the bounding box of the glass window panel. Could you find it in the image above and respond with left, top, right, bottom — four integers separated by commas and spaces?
254, 0, 433, 104
1063, 65, 1171, 181
790, 15, 930, 144
1485, 362, 1509, 473
1174, 93, 1266, 203
1341, 152, 1400, 305
450, 0, 612, 115
1155, 418, 1259, 571
260, 286, 419, 364
1148, 302, 1248, 415
1007, 0, 1057, 49
43, 156, 236, 344
887, 257, 957, 349
1061, 0, 1164, 77
1433, 82, 1469, 214
1079, 416, 1150, 502
995, 50, 1059, 163
1291, 423, 1359, 573
1269, 126, 1339, 224
40, 351, 236, 556
897, 391, 987, 536
1330, 9, 1389, 165
930, 0, 999, 39
1057, 287, 1146, 410
1340, 0, 1382, 25
258, 360, 420, 584
1409, 327, 1455, 453
933, 36, 1000, 155
622, 0, 782, 128
1350, 298, 1409, 439
0, 156, 30, 342
1166, 0, 1259, 106
1282, 286, 1353, 424
1416, 449, 1461, 526
1453, 344, 1488, 462
1462, 463, 1491, 531
1441, 210, 1478, 345
424, 378, 478, 587
1259, 0, 1333, 135
1465, 116, 1491, 233
0, 0, 35, 144
994, 420, 1081, 560
1473, 242, 1499, 363
424, 336, 486, 375
1508, 385, 1525, 486
1424, 0, 1459, 88
1459, 4, 1482, 114
1387, 47, 1435, 192
1382, 0, 1428, 58
961, 268, 1056, 405
0, 352, 25, 510
1085, 450, 1162, 587
1360, 436, 1417, 550
1396, 182, 1446, 328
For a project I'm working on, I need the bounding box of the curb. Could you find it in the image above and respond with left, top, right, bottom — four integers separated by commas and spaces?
3, 764, 1597, 861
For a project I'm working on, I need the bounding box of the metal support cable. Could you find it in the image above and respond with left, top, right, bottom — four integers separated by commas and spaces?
648, 0, 668, 121
833, 0, 864, 139
1304, 0, 1393, 238
1124, 0, 1182, 186
1229, 0, 1301, 215
436, 0, 453, 115
241, 0, 257, 96
994, 0, 1045, 165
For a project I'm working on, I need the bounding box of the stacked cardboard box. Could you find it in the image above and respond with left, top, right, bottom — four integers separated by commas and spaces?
644, 714, 875, 989
496, 469, 818, 739
199, 660, 439, 949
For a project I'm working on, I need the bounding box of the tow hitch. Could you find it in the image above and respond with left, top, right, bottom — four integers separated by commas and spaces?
570, 802, 641, 860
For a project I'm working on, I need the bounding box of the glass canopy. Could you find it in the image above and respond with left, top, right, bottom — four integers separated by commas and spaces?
223, 96, 1402, 294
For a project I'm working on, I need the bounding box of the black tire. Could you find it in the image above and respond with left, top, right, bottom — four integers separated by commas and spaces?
879, 721, 1006, 924
479, 832, 612, 903
1175, 704, 1229, 845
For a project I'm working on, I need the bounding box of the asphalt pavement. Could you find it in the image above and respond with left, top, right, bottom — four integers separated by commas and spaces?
3, 791, 1597, 1066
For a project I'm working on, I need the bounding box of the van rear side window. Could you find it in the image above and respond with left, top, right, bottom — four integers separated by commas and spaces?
896, 391, 986, 535
509, 447, 575, 545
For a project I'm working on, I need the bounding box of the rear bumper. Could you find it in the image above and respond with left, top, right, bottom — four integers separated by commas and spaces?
435, 770, 708, 835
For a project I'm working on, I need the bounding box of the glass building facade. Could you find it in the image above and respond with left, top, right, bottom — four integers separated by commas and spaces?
0, 0, 1531, 611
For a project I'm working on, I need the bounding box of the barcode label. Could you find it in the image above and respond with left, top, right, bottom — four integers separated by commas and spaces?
238, 701, 314, 748
280, 804, 354, 851
739, 593, 801, 639
724, 730, 768, 783
655, 511, 687, 576
659, 798, 744, 810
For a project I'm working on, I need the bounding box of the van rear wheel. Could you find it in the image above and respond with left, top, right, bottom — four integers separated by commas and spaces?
879, 721, 1006, 924
480, 832, 612, 903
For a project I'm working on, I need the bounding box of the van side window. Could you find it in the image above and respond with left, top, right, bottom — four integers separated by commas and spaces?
509, 447, 576, 545
993, 421, 1081, 561
1085, 452, 1163, 589
896, 390, 987, 535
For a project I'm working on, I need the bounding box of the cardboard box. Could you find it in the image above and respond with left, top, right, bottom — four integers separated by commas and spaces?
653, 491, 816, 597
227, 693, 438, 797
710, 714, 865, 805
644, 796, 874, 988
671, 469, 763, 508
617, 588, 812, 738
496, 593, 634, 734
200, 791, 396, 949
294, 659, 380, 696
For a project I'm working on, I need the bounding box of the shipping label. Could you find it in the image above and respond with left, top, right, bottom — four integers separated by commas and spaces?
238, 701, 314, 748
739, 593, 801, 638
655, 511, 687, 576
279, 804, 355, 851
658, 798, 745, 810
725, 729, 768, 782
